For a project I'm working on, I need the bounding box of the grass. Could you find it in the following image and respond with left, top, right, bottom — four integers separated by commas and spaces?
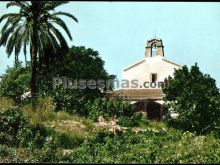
0, 97, 15, 110
20, 97, 94, 144
0, 96, 171, 141
0, 96, 94, 148
1, 96, 220, 163
46, 128, 84, 149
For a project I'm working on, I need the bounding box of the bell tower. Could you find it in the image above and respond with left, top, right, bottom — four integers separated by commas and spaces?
145, 38, 164, 58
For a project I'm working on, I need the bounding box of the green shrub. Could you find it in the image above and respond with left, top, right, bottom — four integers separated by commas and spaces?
28, 124, 48, 148
46, 128, 84, 149
0, 145, 17, 162
0, 62, 31, 103
118, 113, 144, 127
62, 129, 220, 164
89, 98, 133, 119
0, 107, 48, 148
88, 98, 145, 127
17, 138, 63, 163
0, 107, 28, 146
37, 137, 62, 163
52, 86, 90, 116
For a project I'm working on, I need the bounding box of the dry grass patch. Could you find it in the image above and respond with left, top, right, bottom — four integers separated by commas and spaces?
0, 97, 15, 110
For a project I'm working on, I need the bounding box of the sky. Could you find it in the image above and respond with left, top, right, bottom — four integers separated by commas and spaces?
0, 2, 220, 87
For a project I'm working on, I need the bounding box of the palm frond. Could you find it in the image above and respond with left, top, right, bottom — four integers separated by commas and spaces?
49, 15, 72, 40
15, 31, 22, 62
6, 1, 28, 9
22, 24, 30, 57
48, 23, 68, 49
1, 19, 11, 33
52, 1, 69, 7
0, 26, 15, 46
1, 15, 22, 34
45, 28, 60, 53
6, 30, 17, 56
51, 11, 78, 23
0, 13, 20, 23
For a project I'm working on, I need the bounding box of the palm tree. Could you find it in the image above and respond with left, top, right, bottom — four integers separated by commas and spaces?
0, 1, 78, 98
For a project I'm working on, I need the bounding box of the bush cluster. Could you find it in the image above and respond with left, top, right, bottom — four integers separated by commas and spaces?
88, 98, 147, 127
61, 129, 220, 164
0, 107, 64, 162
0, 107, 47, 148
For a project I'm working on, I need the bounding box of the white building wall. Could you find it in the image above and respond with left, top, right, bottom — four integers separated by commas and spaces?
122, 56, 181, 89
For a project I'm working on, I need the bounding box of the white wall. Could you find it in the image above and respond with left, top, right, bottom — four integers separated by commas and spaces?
122, 56, 181, 89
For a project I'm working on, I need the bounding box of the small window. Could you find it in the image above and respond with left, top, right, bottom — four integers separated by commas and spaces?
151, 73, 157, 83
151, 43, 157, 57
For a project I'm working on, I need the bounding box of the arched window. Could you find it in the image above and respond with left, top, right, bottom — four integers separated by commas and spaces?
151, 43, 157, 57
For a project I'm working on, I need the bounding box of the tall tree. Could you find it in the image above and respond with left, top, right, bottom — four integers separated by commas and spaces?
163, 63, 220, 135
0, 1, 78, 98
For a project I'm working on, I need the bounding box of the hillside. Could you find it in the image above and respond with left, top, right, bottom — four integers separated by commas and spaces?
0, 97, 220, 163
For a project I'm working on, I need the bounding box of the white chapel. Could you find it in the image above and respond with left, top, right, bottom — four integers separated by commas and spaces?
109, 37, 182, 120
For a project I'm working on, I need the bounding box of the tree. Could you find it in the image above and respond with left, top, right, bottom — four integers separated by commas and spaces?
0, 1, 78, 98
39, 46, 115, 115
39, 46, 115, 95
163, 63, 220, 135
0, 62, 31, 102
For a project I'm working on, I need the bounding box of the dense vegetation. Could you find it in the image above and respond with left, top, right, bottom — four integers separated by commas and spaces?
0, 99, 220, 163
0, 38, 220, 164
163, 64, 220, 136
88, 98, 147, 127
1, 1, 220, 164
0, 62, 30, 102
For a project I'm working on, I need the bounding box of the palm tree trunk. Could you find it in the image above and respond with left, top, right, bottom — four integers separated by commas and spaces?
30, 1, 41, 99
31, 25, 37, 99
